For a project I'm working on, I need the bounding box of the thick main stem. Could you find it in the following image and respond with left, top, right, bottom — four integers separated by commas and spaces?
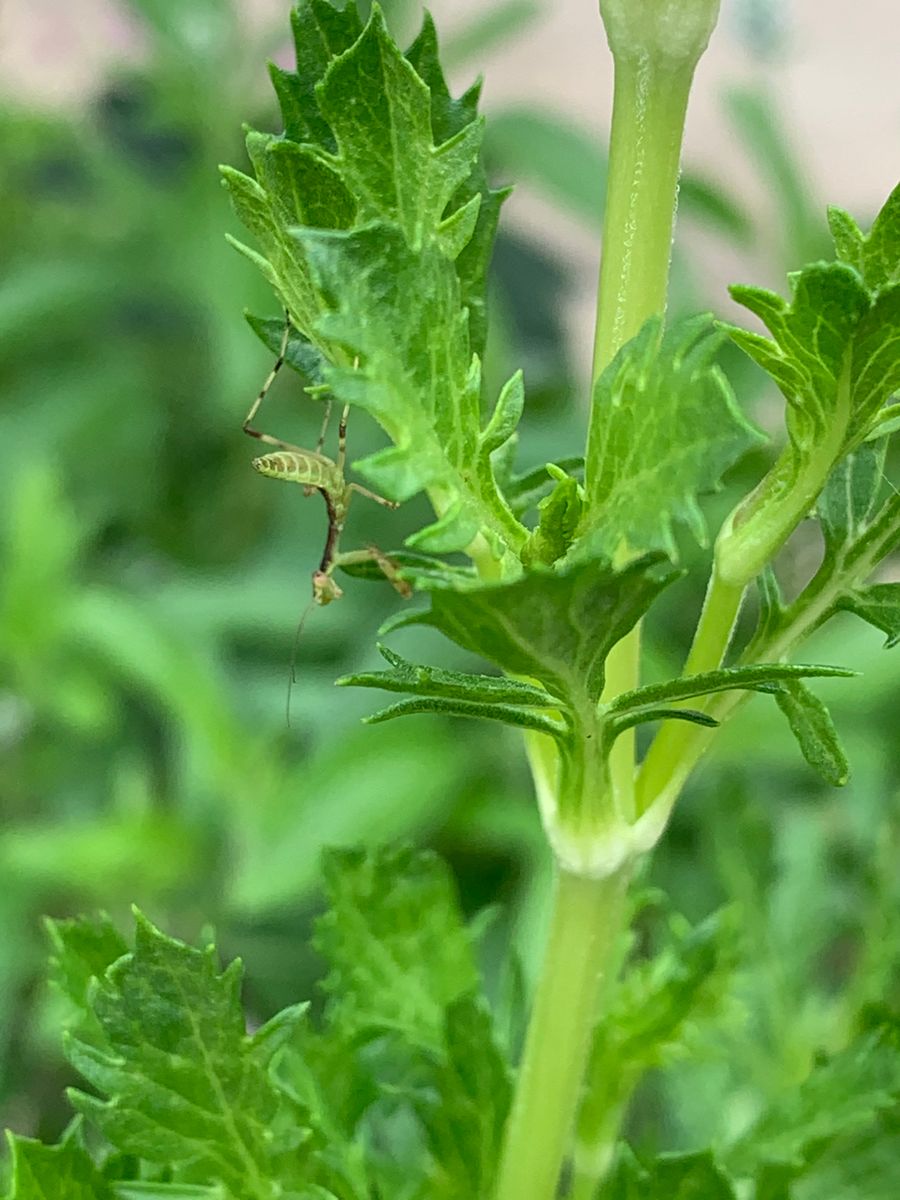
500, 10, 720, 1199
494, 868, 630, 1200
589, 56, 697, 813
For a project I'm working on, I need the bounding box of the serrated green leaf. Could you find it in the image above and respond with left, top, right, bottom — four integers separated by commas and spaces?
599, 1147, 738, 1200
838, 582, 900, 647
726, 262, 900, 454
244, 131, 356, 232
314, 846, 480, 1051
46, 913, 128, 1016
412, 998, 512, 1200
228, 4, 515, 562
404, 12, 507, 357
579, 316, 762, 560
297, 221, 526, 556
817, 440, 887, 556
830, 182, 900, 292
772, 678, 849, 785
316, 8, 483, 247
727, 263, 871, 445
221, 165, 326, 337
271, 0, 364, 148
64, 912, 314, 1198
726, 1018, 900, 1179
4, 1133, 114, 1200
395, 555, 678, 706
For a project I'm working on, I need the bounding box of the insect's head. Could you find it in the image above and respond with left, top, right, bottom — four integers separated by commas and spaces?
313, 570, 343, 605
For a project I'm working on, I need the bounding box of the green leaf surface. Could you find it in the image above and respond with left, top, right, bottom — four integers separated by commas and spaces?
579, 316, 762, 560
726, 1017, 900, 1178
298, 221, 526, 556
829, 181, 900, 292
772, 678, 850, 785
244, 311, 327, 388
404, 11, 507, 359
64, 912, 314, 1199
600, 1147, 738, 1200
838, 582, 900, 647
226, 5, 515, 559
46, 913, 128, 1016
360, 693, 566, 738
316, 8, 482, 247
4, 1134, 114, 1200
314, 846, 480, 1051
725, 262, 900, 455
388, 555, 679, 706
339, 642, 557, 708
817, 440, 887, 555
611, 661, 855, 714
411, 998, 512, 1200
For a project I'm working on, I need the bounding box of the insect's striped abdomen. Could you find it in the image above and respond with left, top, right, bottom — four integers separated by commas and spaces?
252, 451, 342, 493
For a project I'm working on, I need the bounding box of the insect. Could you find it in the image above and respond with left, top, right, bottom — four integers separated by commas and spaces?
242, 316, 411, 607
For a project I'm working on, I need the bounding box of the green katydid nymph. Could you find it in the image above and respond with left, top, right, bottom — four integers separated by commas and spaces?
242, 317, 411, 606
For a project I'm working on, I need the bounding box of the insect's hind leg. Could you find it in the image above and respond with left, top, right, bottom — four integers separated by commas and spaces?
242, 310, 308, 455
348, 482, 399, 510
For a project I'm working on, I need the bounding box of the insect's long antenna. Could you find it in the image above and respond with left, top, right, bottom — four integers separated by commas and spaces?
286, 593, 318, 728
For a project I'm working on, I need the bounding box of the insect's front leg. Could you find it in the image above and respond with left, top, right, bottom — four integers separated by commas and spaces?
332, 547, 413, 599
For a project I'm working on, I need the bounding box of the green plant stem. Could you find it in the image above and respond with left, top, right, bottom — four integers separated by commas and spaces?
494, 868, 630, 1200
636, 564, 744, 814
589, 53, 700, 813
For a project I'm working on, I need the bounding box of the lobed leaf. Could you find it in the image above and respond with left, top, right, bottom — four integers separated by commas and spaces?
410, 998, 512, 1200
599, 1147, 738, 1199
63, 912, 315, 1199
224, 4, 518, 563
314, 845, 480, 1052
3, 1134, 114, 1200
726, 1015, 900, 1179
387, 555, 679, 706
579, 316, 762, 561
829, 181, 900, 292
725, 259, 900, 459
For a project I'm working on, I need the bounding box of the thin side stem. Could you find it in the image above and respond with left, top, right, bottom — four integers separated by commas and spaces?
636, 565, 744, 815
493, 868, 630, 1200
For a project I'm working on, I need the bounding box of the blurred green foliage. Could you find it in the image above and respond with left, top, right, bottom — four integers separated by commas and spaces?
1, 0, 897, 1175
